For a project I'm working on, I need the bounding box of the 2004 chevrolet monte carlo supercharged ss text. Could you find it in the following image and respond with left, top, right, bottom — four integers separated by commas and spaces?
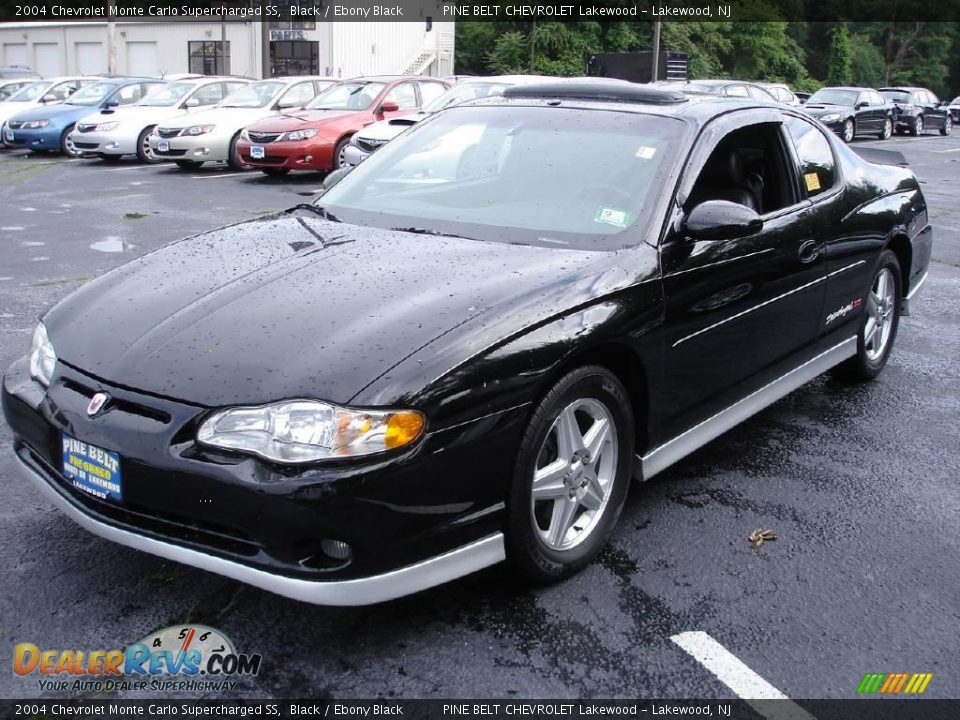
2, 82, 931, 606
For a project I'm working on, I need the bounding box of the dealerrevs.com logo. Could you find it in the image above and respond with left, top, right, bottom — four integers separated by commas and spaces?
13, 625, 261, 693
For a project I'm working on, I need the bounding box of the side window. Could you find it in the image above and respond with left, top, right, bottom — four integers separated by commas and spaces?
223, 82, 247, 97
417, 81, 445, 106
48, 82, 77, 101
278, 81, 315, 109
686, 121, 798, 216
747, 85, 770, 100
870, 91, 885, 106
190, 83, 223, 106
784, 116, 837, 198
926, 91, 939, 105
726, 85, 749, 98
384, 82, 417, 109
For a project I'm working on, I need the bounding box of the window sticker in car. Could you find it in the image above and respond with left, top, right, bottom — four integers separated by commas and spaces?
635, 145, 657, 159
804, 172, 821, 193
594, 207, 629, 228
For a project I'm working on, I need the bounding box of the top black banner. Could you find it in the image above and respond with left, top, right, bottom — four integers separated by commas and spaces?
0, 0, 958, 23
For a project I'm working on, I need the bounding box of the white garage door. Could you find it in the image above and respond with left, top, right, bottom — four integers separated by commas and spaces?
126, 42, 159, 77
34, 43, 62, 77
75, 42, 106, 75
4, 43, 28, 68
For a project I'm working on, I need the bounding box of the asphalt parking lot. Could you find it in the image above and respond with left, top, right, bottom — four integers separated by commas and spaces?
1, 132, 958, 703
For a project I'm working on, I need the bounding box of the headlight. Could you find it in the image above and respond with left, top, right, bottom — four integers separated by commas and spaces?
96, 122, 120, 132
197, 400, 426, 463
29, 322, 56, 387
184, 124, 215, 136
820, 113, 841, 123
22, 119, 49, 129
283, 128, 317, 142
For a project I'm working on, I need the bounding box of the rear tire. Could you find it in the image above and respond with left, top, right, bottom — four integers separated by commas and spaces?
60, 124, 78, 157
941, 116, 952, 136
878, 118, 892, 140
136, 126, 160, 163
174, 160, 202, 171
506, 365, 634, 583
227, 132, 247, 171
835, 250, 902, 382
333, 136, 352, 170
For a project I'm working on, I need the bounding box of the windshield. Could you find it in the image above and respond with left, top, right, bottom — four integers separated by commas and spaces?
683, 81, 724, 94
8, 81, 48, 102
138, 82, 192, 107
220, 81, 284, 108
880, 90, 912, 102
67, 82, 115, 106
320, 106, 685, 250
808, 89, 858, 106
424, 82, 513, 113
307, 82, 386, 110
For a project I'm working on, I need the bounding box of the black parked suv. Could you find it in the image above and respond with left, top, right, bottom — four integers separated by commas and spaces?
879, 87, 953, 136
802, 87, 894, 142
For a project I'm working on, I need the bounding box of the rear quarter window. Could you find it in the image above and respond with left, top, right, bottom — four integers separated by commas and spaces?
784, 115, 837, 197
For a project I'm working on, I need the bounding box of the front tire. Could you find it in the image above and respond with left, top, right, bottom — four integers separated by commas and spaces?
136, 126, 160, 163
333, 136, 352, 170
506, 365, 635, 583
836, 250, 902, 382
227, 132, 248, 171
910, 115, 924, 136
842, 119, 855, 143
941, 116, 952, 136
60, 124, 78, 157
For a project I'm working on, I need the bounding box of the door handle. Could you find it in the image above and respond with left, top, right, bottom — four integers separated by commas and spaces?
798, 239, 820, 264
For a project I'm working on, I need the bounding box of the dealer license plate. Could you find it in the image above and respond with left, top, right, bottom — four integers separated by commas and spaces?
250, 145, 265, 160
61, 433, 123, 502
3, 127, 13, 143
157, 139, 169, 153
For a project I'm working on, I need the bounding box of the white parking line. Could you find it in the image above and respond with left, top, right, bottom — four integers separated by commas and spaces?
671, 631, 816, 720
104, 163, 175, 172
933, 147, 960, 153
189, 172, 250, 180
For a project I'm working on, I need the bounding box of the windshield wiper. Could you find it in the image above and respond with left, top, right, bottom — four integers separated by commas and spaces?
391, 226, 464, 239
286, 203, 340, 222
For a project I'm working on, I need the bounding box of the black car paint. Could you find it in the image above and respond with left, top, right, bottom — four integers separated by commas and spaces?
2, 95, 932, 595
879, 87, 951, 134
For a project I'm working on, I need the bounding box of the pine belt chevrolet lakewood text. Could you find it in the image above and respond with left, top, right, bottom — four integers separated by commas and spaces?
3, 82, 932, 605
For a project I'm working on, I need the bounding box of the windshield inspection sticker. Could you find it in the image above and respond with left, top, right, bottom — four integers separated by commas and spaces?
635, 145, 657, 159
805, 172, 821, 192
594, 207, 629, 228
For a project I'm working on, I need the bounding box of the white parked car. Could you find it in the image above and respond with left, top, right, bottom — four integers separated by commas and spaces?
757, 82, 803, 106
0, 77, 96, 143
346, 75, 545, 166
150, 77, 336, 170
0, 78, 38, 101
71, 77, 250, 163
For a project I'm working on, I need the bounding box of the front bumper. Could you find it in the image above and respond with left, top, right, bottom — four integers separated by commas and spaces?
150, 132, 230, 162
236, 138, 335, 171
71, 128, 137, 156
4, 125, 61, 150
3, 358, 520, 604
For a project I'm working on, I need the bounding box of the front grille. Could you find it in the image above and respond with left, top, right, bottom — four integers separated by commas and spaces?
242, 153, 284, 165
156, 127, 181, 139
73, 142, 98, 150
76, 124, 97, 133
61, 376, 172, 425
356, 138, 386, 153
155, 148, 187, 157
247, 131, 281, 144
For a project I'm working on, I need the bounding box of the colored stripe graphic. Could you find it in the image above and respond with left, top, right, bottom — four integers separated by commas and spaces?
857, 672, 932, 694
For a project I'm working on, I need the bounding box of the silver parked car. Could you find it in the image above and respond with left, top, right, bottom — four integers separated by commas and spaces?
71, 77, 250, 163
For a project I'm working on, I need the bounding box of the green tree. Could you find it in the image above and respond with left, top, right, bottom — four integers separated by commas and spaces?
826, 23, 853, 85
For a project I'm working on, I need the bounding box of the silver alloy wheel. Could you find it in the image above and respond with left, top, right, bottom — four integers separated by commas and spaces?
531, 398, 618, 551
141, 132, 156, 161
882, 119, 892, 139
944, 117, 953, 135
915, 116, 924, 135
843, 119, 854, 142
864, 267, 896, 362
63, 132, 79, 157
337, 143, 349, 169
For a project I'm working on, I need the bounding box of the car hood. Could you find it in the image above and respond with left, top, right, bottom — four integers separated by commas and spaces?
8, 102, 90, 123
0, 101, 40, 124
160, 106, 277, 131
246, 109, 362, 132
44, 214, 604, 407
91, 104, 184, 126
803, 104, 850, 115
357, 113, 426, 142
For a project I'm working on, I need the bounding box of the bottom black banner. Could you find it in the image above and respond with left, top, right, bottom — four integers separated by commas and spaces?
2, 699, 958, 720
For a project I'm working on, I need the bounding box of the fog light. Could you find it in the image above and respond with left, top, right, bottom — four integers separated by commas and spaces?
320, 539, 352, 561
193, 148, 209, 157
106, 142, 118, 149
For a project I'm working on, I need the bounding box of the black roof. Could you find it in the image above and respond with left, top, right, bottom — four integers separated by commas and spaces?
503, 80, 687, 106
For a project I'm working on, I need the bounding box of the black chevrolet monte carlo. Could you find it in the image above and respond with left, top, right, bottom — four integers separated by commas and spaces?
3, 82, 932, 605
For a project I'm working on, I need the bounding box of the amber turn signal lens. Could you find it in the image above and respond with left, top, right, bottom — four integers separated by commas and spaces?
384, 411, 425, 449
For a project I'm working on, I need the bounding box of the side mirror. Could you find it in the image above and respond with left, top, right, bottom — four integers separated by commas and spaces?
342, 145, 365, 166
40, 93, 57, 103
684, 201, 763, 242
102, 98, 120, 113
856, 101, 869, 109
276, 100, 301, 110
322, 166, 353, 191
183, 97, 200, 108
378, 101, 400, 114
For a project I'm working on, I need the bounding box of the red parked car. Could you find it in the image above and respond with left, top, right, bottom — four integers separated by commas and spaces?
237, 75, 450, 176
